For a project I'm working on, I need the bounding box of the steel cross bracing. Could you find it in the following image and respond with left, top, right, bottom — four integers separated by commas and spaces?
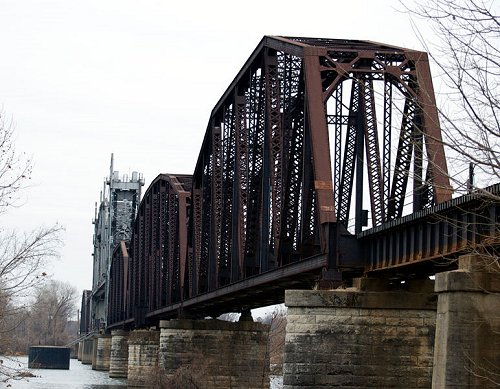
104, 37, 500, 329
108, 242, 128, 325
111, 174, 192, 327
107, 182, 499, 327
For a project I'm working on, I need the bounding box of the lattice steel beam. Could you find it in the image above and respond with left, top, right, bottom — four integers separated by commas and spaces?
338, 79, 360, 228
265, 50, 284, 260
361, 78, 383, 226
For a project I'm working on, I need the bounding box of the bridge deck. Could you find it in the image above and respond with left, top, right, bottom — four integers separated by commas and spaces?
361, 184, 499, 274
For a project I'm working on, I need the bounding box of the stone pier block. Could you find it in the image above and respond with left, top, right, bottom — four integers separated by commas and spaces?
127, 329, 160, 387
159, 319, 270, 389
69, 343, 78, 359
91, 336, 98, 369
283, 285, 437, 388
77, 341, 83, 361
81, 338, 94, 365
94, 334, 112, 371
109, 330, 129, 378
432, 254, 500, 388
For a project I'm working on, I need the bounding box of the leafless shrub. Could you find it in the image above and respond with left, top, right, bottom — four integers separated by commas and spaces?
145, 357, 209, 389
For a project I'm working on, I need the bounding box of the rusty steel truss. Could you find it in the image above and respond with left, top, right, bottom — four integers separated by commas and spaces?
189, 36, 452, 289
108, 174, 192, 327
105, 37, 499, 328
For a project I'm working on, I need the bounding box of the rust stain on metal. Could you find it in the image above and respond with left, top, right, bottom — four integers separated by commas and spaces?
315, 180, 334, 190
102, 36, 497, 331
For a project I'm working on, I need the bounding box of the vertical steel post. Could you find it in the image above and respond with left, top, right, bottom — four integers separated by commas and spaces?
303, 47, 336, 266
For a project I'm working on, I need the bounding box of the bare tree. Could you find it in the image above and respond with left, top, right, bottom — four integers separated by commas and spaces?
0, 299, 32, 356
0, 226, 63, 300
0, 114, 32, 212
0, 114, 63, 300
404, 0, 499, 195
0, 226, 63, 355
402, 0, 500, 257
28, 280, 78, 346
401, 4, 500, 385
0, 115, 63, 381
268, 306, 287, 375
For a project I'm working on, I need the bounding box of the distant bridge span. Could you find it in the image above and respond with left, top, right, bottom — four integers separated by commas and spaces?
106, 36, 499, 329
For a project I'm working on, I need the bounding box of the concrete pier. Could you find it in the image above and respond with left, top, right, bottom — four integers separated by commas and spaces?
432, 254, 500, 388
77, 341, 83, 361
127, 329, 160, 387
94, 334, 112, 371
91, 336, 98, 369
283, 279, 437, 388
158, 319, 270, 389
109, 330, 129, 378
81, 338, 94, 365
69, 343, 78, 359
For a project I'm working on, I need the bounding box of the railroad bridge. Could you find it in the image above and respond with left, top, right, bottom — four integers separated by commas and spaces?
78, 37, 499, 389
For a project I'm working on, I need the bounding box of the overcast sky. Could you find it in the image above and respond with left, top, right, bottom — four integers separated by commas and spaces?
0, 0, 429, 300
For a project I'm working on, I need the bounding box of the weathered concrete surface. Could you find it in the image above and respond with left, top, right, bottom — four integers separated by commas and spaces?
91, 336, 98, 369
69, 343, 78, 359
94, 334, 112, 371
159, 319, 270, 389
81, 338, 94, 365
432, 254, 500, 388
127, 329, 160, 387
109, 330, 129, 378
283, 283, 437, 388
77, 341, 82, 361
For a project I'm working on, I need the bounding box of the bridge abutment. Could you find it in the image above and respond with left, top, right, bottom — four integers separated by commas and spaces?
109, 330, 129, 378
432, 254, 500, 388
93, 334, 112, 371
127, 329, 160, 387
158, 319, 270, 388
283, 279, 437, 388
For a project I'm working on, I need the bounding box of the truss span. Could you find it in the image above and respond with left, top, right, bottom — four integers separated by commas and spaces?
105, 36, 499, 329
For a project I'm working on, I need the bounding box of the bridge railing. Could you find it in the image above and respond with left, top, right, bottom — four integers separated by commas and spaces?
361, 184, 500, 272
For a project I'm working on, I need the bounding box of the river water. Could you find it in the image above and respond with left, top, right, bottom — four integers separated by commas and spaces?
1, 356, 126, 388
1, 356, 283, 388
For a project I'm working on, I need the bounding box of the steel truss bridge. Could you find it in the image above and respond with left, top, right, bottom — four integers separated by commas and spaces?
106, 36, 499, 329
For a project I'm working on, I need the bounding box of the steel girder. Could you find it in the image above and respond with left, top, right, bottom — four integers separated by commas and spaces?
361, 183, 500, 272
